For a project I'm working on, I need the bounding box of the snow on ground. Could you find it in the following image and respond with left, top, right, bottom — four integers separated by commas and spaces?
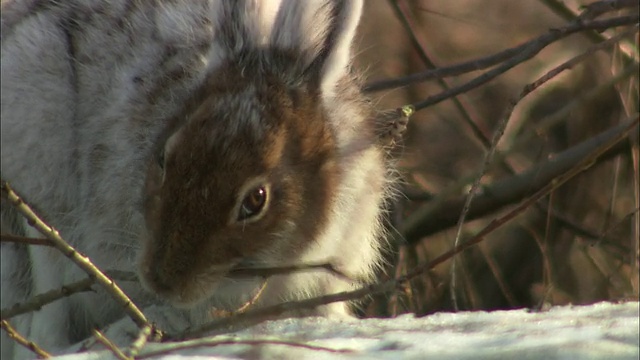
54, 301, 638, 360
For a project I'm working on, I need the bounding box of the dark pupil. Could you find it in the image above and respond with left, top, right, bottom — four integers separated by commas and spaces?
239, 187, 266, 220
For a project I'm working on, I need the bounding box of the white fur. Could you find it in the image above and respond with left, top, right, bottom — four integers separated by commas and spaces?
1, 1, 390, 358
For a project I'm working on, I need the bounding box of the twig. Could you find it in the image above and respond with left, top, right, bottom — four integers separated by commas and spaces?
537, 201, 636, 258
605, 157, 623, 231
401, 117, 637, 242
0, 320, 51, 359
410, 15, 639, 111
543, 190, 558, 290
412, 26, 638, 268
0, 181, 154, 333
227, 261, 354, 282
524, 25, 638, 96
0, 233, 52, 246
542, 0, 638, 22
390, 0, 491, 152
404, 115, 639, 297
593, 208, 640, 245
448, 65, 513, 309
632, 142, 640, 297
124, 324, 154, 358
509, 63, 637, 151
389, 246, 409, 316
362, 2, 632, 92
539, 0, 638, 62
139, 337, 352, 359
445, 26, 638, 308
401, 60, 636, 240
0, 269, 137, 321
210, 280, 268, 317
577, 0, 639, 20
478, 244, 519, 307
92, 330, 130, 360
1, 277, 94, 320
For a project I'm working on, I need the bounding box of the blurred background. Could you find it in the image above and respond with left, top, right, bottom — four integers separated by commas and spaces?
354, 0, 639, 316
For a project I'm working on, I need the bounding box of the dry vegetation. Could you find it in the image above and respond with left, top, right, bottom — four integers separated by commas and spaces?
358, 0, 639, 316
1, 0, 638, 358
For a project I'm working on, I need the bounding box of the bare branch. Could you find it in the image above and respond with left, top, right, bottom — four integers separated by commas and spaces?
1, 320, 51, 359
389, 0, 491, 152
210, 281, 268, 318
0, 181, 156, 335
227, 261, 354, 282
523, 26, 639, 96
0, 234, 52, 246
410, 15, 639, 111
0, 269, 136, 321
401, 117, 638, 242
364, 12, 638, 94
1, 278, 94, 320
123, 324, 155, 358
92, 330, 130, 360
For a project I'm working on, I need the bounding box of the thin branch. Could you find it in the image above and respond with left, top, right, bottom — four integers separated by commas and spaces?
210, 280, 268, 318
509, 63, 638, 151
410, 15, 639, 111
227, 261, 354, 282
632, 141, 640, 297
390, 0, 491, 152
523, 25, 639, 95
1, 277, 94, 320
0, 269, 136, 321
478, 244, 519, 307
577, 0, 639, 20
594, 208, 640, 245
123, 324, 156, 358
92, 330, 130, 360
401, 59, 636, 238
1, 234, 52, 246
537, 201, 601, 240
448, 50, 517, 308
0, 181, 155, 335
446, 27, 638, 306
364, 13, 638, 94
446, 71, 516, 308
401, 117, 638, 242
400, 40, 637, 242
1, 320, 51, 359
539, 0, 639, 43
403, 114, 638, 289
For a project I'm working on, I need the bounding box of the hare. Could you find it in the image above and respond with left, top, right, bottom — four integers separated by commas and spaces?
1, 0, 400, 358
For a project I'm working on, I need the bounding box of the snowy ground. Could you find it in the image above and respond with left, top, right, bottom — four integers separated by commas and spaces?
53, 301, 638, 360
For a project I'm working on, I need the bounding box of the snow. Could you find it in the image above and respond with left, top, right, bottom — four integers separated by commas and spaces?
52, 301, 638, 360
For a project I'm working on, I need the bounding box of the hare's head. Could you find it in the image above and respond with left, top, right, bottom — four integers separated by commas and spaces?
138, 0, 372, 307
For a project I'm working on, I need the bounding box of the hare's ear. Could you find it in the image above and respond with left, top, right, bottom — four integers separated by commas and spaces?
271, 0, 363, 97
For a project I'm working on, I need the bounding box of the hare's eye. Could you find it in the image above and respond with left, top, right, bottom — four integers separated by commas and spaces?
157, 148, 165, 170
238, 186, 267, 221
